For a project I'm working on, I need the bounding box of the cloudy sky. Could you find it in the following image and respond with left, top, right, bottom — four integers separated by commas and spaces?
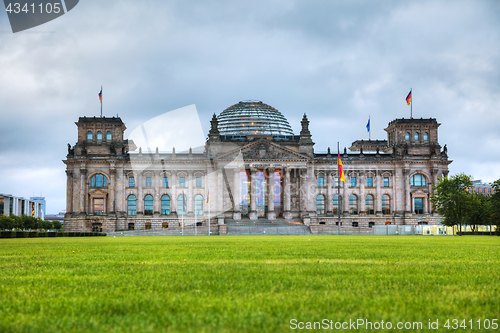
1, 0, 499, 214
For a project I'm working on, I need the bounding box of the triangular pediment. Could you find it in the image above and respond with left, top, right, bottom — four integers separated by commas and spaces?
89, 188, 108, 195
411, 188, 428, 195
217, 139, 309, 161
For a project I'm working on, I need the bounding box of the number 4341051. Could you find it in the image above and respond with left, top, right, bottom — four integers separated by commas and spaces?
5, 3, 62, 14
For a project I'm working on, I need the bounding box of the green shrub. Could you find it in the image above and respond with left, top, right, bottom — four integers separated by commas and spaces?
28, 232, 39, 238
16, 231, 29, 238
55, 232, 63, 237
68, 232, 76, 237
48, 232, 56, 237
38, 232, 48, 237
0, 231, 16, 238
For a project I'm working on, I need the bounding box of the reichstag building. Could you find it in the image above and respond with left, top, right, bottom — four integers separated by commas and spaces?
63, 101, 451, 233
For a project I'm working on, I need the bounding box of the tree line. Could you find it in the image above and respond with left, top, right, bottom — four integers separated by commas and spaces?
431, 174, 500, 235
0, 214, 62, 231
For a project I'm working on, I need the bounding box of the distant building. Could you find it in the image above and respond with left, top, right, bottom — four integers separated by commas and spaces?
0, 194, 44, 219
45, 212, 65, 223
30, 196, 46, 216
63, 101, 452, 234
470, 180, 496, 196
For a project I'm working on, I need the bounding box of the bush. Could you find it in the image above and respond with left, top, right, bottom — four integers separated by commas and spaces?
38, 232, 48, 237
68, 232, 76, 237
28, 232, 39, 238
48, 232, 56, 237
0, 231, 16, 238
55, 232, 63, 237
16, 231, 29, 238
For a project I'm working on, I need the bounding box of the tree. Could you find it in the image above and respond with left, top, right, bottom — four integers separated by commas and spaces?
21, 215, 35, 230
0, 215, 13, 230
467, 193, 491, 234
10, 214, 23, 230
490, 179, 500, 236
430, 173, 473, 235
52, 220, 62, 230
42, 220, 53, 230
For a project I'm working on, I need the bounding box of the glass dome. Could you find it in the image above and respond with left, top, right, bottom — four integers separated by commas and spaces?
217, 101, 294, 136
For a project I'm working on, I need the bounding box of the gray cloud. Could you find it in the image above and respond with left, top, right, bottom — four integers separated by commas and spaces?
0, 0, 499, 213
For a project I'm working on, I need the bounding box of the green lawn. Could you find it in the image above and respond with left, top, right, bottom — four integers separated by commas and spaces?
0, 236, 499, 332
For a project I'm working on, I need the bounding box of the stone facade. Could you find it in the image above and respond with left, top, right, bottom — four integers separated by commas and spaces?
64, 107, 451, 233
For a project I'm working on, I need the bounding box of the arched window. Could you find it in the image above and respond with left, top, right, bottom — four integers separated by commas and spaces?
87, 131, 93, 140
411, 174, 427, 187
333, 194, 342, 215
423, 132, 428, 141
97, 131, 103, 140
405, 132, 410, 141
90, 174, 107, 187
106, 131, 112, 140
414, 132, 419, 141
316, 195, 325, 215
177, 194, 187, 215
144, 195, 153, 215
382, 195, 391, 214
365, 194, 374, 214
349, 194, 358, 215
161, 195, 170, 215
127, 195, 136, 216
194, 195, 203, 215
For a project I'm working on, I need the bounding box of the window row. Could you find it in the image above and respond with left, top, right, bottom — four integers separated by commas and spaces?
318, 176, 392, 188
126, 194, 205, 216
87, 131, 112, 140
316, 194, 391, 215
405, 132, 429, 141
128, 176, 202, 188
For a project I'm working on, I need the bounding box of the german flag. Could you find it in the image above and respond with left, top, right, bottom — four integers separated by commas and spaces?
98, 86, 102, 104
338, 153, 345, 182
406, 90, 412, 105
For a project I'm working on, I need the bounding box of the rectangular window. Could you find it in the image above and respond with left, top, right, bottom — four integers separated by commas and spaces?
93, 198, 104, 215
383, 177, 389, 187
318, 177, 324, 187
146, 177, 152, 187
129, 177, 135, 188
367, 177, 373, 187
352, 222, 358, 227
0, 198, 4, 215
163, 177, 168, 188
351, 177, 357, 187
196, 176, 202, 187
179, 177, 186, 187
145, 222, 152, 230
414, 198, 424, 214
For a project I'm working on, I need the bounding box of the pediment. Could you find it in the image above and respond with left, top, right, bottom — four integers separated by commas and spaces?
89, 188, 108, 195
217, 139, 309, 161
411, 188, 428, 195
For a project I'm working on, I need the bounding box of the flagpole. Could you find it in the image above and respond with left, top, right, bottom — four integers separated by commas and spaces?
410, 88, 412, 119
100, 86, 103, 118
369, 115, 371, 141
337, 142, 341, 235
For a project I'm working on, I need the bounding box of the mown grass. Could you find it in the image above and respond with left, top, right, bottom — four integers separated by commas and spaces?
0, 236, 498, 332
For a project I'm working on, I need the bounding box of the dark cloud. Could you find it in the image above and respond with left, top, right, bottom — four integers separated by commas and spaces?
0, 0, 499, 213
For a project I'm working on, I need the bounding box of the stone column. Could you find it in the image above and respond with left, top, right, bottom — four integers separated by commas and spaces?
375, 171, 382, 216
326, 172, 333, 215
171, 172, 177, 216
283, 167, 292, 219
343, 174, 348, 215
359, 172, 365, 215
109, 167, 116, 214
80, 165, 87, 215
299, 169, 308, 217
188, 171, 193, 215
153, 170, 160, 215
66, 170, 73, 216
249, 167, 257, 220
217, 170, 224, 214
404, 169, 411, 214
233, 169, 241, 220
137, 172, 143, 216
267, 167, 276, 220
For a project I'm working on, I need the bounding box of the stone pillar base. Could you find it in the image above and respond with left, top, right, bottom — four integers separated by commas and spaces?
249, 211, 258, 220
283, 211, 292, 219
267, 212, 276, 220
233, 212, 241, 220
217, 215, 225, 225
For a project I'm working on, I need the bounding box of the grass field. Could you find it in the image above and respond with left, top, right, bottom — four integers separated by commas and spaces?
0, 236, 499, 332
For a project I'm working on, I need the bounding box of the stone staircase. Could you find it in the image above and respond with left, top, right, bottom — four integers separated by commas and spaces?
224, 218, 312, 235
